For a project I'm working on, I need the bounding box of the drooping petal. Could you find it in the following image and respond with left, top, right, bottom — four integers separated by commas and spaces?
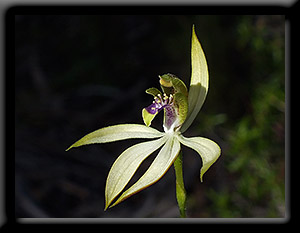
110, 135, 181, 208
180, 25, 209, 133
177, 134, 221, 182
66, 124, 164, 151
105, 136, 167, 210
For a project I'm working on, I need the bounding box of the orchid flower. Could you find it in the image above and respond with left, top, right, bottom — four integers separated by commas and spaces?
66, 25, 221, 215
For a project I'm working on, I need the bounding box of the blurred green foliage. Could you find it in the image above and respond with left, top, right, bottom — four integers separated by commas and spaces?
199, 16, 285, 217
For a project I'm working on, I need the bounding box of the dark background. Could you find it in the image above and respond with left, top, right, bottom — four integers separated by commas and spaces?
14, 13, 285, 218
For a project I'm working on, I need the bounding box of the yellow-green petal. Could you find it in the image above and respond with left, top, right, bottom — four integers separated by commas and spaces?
142, 108, 158, 127
66, 124, 164, 151
105, 136, 167, 210
180, 25, 209, 133
177, 134, 221, 182
110, 135, 181, 207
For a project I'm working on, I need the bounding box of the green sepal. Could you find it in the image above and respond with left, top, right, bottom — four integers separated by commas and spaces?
142, 108, 158, 127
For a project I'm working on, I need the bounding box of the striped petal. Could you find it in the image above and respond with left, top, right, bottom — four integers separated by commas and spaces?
105, 136, 167, 210
66, 124, 164, 151
110, 135, 181, 207
180, 25, 209, 133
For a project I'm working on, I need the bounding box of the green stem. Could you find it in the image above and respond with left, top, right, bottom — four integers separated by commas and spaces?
173, 150, 187, 218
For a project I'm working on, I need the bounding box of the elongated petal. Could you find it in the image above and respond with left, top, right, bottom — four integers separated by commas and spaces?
180, 25, 209, 133
105, 136, 167, 210
110, 135, 181, 207
177, 134, 221, 182
66, 124, 164, 151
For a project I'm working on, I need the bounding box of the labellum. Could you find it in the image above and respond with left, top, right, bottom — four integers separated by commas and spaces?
142, 74, 188, 133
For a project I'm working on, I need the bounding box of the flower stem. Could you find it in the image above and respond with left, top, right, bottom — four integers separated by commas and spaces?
173, 150, 187, 218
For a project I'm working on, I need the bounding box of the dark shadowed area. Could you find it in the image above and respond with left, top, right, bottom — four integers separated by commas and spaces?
15, 14, 285, 218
